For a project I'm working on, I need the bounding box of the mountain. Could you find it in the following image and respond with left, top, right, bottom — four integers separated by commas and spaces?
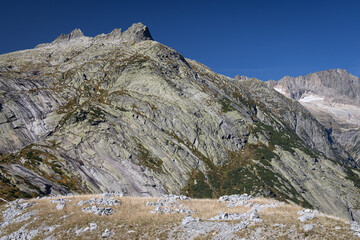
268, 69, 360, 163
0, 23, 360, 221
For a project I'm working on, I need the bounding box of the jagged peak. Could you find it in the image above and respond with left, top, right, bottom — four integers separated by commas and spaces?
234, 75, 250, 80
53, 28, 85, 42
107, 28, 122, 38
121, 22, 153, 42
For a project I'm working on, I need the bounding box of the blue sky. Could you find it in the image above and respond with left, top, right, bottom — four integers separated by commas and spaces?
1, 0, 360, 80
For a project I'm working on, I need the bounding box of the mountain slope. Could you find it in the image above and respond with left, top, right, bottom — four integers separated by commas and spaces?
268, 69, 360, 163
0, 23, 360, 221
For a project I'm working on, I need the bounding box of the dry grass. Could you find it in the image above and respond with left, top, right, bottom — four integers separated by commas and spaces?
0, 195, 358, 239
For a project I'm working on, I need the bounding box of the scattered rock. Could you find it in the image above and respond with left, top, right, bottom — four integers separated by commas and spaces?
103, 191, 124, 198
90, 223, 97, 231
76, 197, 121, 206
273, 223, 286, 228
218, 194, 253, 207
75, 227, 89, 236
161, 194, 190, 201
0, 225, 39, 240
82, 206, 114, 215
50, 198, 71, 204
303, 224, 315, 232
56, 202, 66, 210
350, 221, 360, 237
170, 218, 249, 239
147, 195, 195, 214
182, 215, 200, 225
210, 210, 262, 223
0, 199, 36, 228
151, 206, 196, 214
297, 209, 318, 222
102, 228, 113, 238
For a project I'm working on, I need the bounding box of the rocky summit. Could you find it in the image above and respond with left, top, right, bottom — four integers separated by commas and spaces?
1, 22, 360, 227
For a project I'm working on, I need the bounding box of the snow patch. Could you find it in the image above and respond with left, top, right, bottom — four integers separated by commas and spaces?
274, 87, 285, 94
299, 94, 324, 103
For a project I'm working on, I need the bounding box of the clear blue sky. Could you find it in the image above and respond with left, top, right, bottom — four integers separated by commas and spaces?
1, 0, 360, 80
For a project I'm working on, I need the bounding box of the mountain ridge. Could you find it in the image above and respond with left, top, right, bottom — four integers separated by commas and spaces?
268, 68, 360, 163
0, 23, 360, 222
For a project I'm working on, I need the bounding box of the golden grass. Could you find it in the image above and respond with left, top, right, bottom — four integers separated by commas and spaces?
0, 195, 358, 240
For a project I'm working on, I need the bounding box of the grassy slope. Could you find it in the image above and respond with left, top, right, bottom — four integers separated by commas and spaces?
0, 194, 357, 239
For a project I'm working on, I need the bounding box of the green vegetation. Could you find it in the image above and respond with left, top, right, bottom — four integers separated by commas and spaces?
0, 144, 88, 200
182, 169, 212, 198
345, 167, 360, 189
0, 168, 37, 200
180, 122, 312, 208
137, 143, 163, 171
219, 98, 235, 112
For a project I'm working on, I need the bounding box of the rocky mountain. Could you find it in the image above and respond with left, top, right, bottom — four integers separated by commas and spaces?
268, 69, 360, 163
1, 23, 360, 222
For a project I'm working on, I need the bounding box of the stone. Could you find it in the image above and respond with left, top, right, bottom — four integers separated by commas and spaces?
103, 191, 124, 198
82, 206, 114, 215
56, 202, 66, 210
0, 200, 36, 228
297, 209, 318, 222
102, 228, 112, 238
303, 224, 314, 232
0, 226, 39, 240
218, 194, 254, 207
182, 215, 200, 225
209, 209, 262, 223
50, 198, 71, 204
76, 197, 121, 206
350, 221, 360, 232
90, 223, 97, 231
148, 195, 194, 214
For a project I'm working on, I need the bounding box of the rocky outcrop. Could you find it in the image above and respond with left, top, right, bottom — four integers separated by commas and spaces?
1, 23, 360, 222
54, 28, 85, 43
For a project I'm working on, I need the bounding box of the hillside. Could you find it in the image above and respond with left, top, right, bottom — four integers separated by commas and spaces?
0, 23, 360, 223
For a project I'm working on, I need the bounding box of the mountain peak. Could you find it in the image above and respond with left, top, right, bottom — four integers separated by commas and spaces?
234, 75, 249, 80
121, 22, 153, 42
54, 28, 85, 42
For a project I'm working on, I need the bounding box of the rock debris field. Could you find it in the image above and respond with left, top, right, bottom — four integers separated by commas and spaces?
0, 194, 359, 239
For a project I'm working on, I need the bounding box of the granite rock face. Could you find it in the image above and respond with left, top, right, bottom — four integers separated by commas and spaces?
0, 23, 360, 222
